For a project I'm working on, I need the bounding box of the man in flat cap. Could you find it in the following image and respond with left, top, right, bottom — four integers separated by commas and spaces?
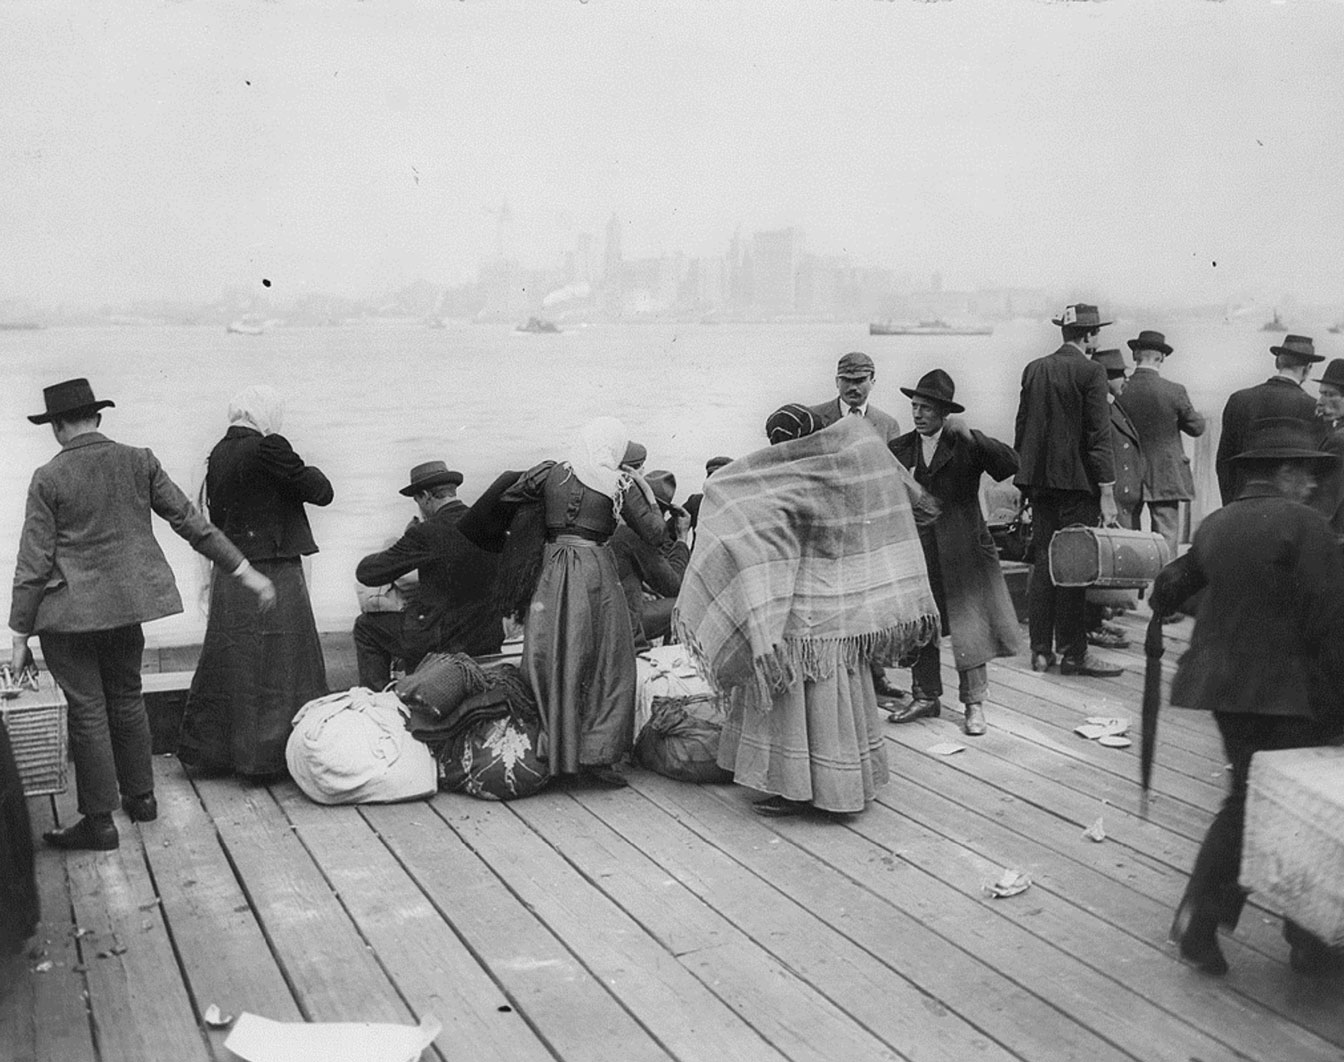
10, 379, 275, 851
1013, 304, 1122, 677
1215, 334, 1324, 506
353, 461, 503, 690
1116, 330, 1206, 559
807, 351, 903, 444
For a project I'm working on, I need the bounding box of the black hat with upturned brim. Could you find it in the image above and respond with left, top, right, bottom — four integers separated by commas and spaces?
1230, 417, 1337, 469
28, 378, 115, 424
1269, 334, 1325, 363
899, 368, 965, 414
1318, 358, 1344, 391
1126, 329, 1173, 356
399, 460, 465, 497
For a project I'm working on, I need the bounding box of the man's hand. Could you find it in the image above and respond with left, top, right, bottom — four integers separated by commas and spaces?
943, 414, 972, 440
239, 567, 278, 612
1099, 484, 1120, 528
672, 506, 692, 540
10, 635, 31, 675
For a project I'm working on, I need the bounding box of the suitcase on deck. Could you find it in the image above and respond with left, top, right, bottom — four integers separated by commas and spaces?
1240, 746, 1344, 947
1047, 526, 1171, 589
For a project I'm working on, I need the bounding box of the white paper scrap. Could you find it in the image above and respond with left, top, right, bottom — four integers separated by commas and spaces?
926, 742, 967, 756
1083, 817, 1106, 842
982, 868, 1031, 899
224, 1013, 441, 1062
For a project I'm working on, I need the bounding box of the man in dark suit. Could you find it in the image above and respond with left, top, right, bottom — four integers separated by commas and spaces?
807, 351, 902, 444
1116, 330, 1206, 557
1013, 303, 1121, 677
1215, 334, 1323, 505
10, 379, 275, 851
1161, 418, 1344, 977
610, 470, 691, 647
353, 461, 503, 689
1311, 358, 1344, 540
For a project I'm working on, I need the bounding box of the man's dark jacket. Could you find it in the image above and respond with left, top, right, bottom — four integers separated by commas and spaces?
1214, 377, 1320, 505
356, 499, 502, 656
206, 426, 333, 560
610, 526, 690, 639
1170, 486, 1344, 726
1013, 344, 1115, 495
1116, 367, 1205, 502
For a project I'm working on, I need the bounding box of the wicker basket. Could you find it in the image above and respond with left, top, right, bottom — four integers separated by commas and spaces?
0, 673, 68, 797
1240, 746, 1344, 947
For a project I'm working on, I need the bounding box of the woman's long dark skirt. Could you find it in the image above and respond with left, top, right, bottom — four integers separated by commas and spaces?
0, 721, 39, 955
178, 558, 328, 776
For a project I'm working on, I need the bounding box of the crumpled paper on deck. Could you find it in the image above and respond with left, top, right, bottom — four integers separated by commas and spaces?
224, 1013, 441, 1062
982, 868, 1031, 899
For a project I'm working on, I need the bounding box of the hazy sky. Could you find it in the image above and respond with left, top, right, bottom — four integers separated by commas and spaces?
3, 0, 1343, 307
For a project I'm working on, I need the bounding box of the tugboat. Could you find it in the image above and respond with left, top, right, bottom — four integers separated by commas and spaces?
516, 316, 560, 334
226, 315, 266, 335
1261, 309, 1285, 332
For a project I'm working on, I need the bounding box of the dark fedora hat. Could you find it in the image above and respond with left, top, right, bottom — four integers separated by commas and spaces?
1126, 329, 1173, 356
622, 441, 647, 467
399, 460, 464, 497
646, 469, 677, 509
1319, 358, 1344, 391
1269, 334, 1324, 363
1050, 303, 1111, 329
1231, 417, 1337, 468
1090, 349, 1128, 377
899, 368, 965, 414
28, 378, 115, 424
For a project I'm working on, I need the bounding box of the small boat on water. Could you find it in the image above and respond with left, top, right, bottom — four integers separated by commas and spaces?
869, 318, 993, 336
1261, 310, 1285, 332
1328, 320, 1343, 335
0, 322, 42, 331
516, 316, 560, 334
227, 316, 266, 335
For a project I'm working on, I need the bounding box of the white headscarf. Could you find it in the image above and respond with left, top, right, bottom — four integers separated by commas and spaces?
228, 385, 284, 436
565, 416, 631, 501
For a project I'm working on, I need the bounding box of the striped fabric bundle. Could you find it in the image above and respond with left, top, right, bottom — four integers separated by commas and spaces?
675, 416, 939, 711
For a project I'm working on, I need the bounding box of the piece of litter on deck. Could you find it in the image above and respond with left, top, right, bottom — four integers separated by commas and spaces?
224, 1012, 441, 1062
204, 1003, 234, 1027
927, 742, 967, 756
1097, 735, 1132, 749
1085, 715, 1130, 733
983, 868, 1031, 899
1083, 817, 1106, 842
34, 960, 53, 973
1074, 724, 1109, 740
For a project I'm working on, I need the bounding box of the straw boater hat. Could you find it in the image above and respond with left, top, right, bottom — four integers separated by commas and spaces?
1126, 330, 1173, 356
28, 378, 116, 424
1318, 358, 1344, 391
899, 368, 965, 413
1269, 334, 1324, 363
399, 460, 464, 497
1051, 304, 1111, 329
1230, 418, 1337, 472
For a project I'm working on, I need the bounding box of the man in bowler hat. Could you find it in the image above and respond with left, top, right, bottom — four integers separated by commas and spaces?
353, 461, 503, 689
1013, 304, 1123, 677
1215, 334, 1323, 506
1116, 330, 1206, 557
10, 379, 276, 851
1159, 417, 1344, 977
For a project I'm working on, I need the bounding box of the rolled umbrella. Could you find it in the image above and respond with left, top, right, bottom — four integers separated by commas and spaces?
1140, 610, 1165, 819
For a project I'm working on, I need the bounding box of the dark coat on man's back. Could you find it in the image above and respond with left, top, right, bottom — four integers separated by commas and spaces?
1117, 367, 1205, 501
1108, 398, 1145, 512
1013, 344, 1115, 495
1214, 377, 1320, 505
206, 426, 333, 560
890, 428, 1021, 669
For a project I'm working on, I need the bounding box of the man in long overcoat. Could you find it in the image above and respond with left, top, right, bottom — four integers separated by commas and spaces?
888, 370, 1020, 736
1214, 334, 1323, 505
1309, 357, 1344, 539
1160, 417, 1344, 978
1013, 303, 1121, 677
1115, 330, 1205, 556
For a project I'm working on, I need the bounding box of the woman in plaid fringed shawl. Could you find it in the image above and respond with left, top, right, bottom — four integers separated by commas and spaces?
675, 407, 940, 816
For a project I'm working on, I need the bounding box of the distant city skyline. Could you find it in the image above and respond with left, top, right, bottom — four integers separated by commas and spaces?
3, 1, 1343, 309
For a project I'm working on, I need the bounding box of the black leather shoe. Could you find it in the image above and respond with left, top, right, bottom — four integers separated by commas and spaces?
43, 815, 119, 851
872, 673, 906, 701
888, 697, 941, 724
963, 703, 987, 736
1030, 652, 1056, 673
583, 766, 629, 789
122, 793, 158, 822
752, 795, 810, 817
1060, 653, 1123, 678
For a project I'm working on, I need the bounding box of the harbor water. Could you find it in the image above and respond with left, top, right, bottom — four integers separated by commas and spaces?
2, 315, 1337, 642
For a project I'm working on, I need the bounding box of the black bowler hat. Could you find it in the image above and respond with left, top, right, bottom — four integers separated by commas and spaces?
1319, 358, 1344, 391
27, 378, 115, 424
1231, 417, 1337, 469
399, 460, 464, 497
1269, 334, 1324, 363
1126, 329, 1173, 356
1090, 349, 1128, 378
899, 368, 965, 414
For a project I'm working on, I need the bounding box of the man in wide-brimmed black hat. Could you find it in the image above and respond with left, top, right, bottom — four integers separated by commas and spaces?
353, 460, 503, 689
1161, 417, 1344, 978
9, 379, 276, 851
1116, 329, 1207, 558
1013, 303, 1123, 678
1214, 334, 1324, 505
887, 369, 1020, 737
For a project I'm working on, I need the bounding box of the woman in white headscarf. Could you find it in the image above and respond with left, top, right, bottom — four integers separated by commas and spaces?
177, 386, 334, 777
500, 417, 670, 786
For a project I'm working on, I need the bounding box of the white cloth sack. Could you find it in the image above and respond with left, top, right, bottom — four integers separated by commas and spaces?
634, 644, 717, 733
286, 688, 436, 804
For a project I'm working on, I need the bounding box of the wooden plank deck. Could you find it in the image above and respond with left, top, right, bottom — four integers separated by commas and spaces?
3, 611, 1342, 1062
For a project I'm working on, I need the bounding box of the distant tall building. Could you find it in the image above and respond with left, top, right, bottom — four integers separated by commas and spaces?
604, 214, 623, 286
576, 232, 593, 285
752, 228, 803, 314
